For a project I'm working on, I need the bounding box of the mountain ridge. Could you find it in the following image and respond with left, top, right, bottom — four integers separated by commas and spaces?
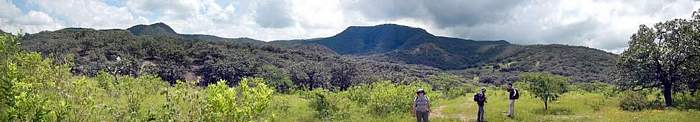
272, 23, 617, 83
126, 22, 264, 44
19, 22, 617, 83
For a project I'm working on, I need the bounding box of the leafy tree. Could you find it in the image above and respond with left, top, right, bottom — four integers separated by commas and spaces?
519, 72, 569, 110
289, 61, 331, 90
617, 10, 700, 107
0, 34, 19, 120
255, 64, 293, 92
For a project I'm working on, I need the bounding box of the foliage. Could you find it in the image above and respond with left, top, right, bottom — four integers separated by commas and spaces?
20, 27, 438, 90
518, 72, 569, 110
1, 34, 280, 121
617, 9, 700, 107
429, 73, 474, 99
345, 81, 431, 115
673, 92, 700, 109
302, 80, 437, 120
255, 64, 293, 93
304, 89, 349, 120
204, 78, 274, 121
619, 91, 665, 111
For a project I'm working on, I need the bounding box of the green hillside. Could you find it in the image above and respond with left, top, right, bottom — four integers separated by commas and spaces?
273, 24, 617, 83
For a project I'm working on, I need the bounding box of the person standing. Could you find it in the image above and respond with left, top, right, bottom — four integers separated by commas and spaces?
507, 83, 519, 118
474, 87, 487, 122
413, 89, 430, 122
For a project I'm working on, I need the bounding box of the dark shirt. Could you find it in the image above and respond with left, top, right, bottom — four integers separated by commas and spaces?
474, 92, 486, 106
508, 88, 516, 100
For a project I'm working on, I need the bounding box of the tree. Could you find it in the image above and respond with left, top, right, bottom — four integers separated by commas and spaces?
0, 34, 19, 120
289, 61, 331, 90
255, 64, 293, 92
518, 72, 568, 110
617, 10, 700, 107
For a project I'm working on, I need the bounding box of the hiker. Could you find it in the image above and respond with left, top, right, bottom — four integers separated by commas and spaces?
474, 87, 487, 122
507, 83, 519, 118
413, 89, 430, 122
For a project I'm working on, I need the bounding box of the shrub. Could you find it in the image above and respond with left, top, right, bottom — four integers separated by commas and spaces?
204, 78, 274, 121
306, 89, 341, 120
619, 91, 664, 111
619, 92, 647, 111
673, 92, 700, 110
344, 81, 436, 116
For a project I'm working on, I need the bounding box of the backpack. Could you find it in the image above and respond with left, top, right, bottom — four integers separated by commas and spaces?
414, 95, 430, 112
473, 93, 485, 102
512, 88, 520, 99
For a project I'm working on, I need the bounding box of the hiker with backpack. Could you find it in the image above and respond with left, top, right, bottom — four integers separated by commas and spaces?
507, 83, 519, 118
474, 87, 487, 122
413, 89, 430, 122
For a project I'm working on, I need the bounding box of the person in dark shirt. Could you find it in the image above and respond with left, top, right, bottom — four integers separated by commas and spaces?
473, 87, 487, 122
507, 83, 518, 118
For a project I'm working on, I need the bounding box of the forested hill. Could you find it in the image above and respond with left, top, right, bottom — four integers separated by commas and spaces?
127, 23, 265, 44
19, 23, 438, 90
272, 24, 618, 83
19, 22, 616, 85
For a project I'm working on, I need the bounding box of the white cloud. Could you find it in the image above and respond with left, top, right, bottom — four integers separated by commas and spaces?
0, 0, 62, 34
26, 0, 147, 29
1, 0, 698, 53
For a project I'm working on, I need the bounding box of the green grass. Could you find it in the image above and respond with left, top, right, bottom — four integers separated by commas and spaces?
429, 88, 700, 122
272, 88, 700, 122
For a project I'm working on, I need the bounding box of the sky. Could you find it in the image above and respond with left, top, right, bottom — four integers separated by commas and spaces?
1, 0, 699, 53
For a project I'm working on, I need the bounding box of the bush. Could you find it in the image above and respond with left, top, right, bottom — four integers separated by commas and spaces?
204, 78, 274, 121
302, 80, 437, 120
619, 91, 664, 111
674, 92, 700, 110
304, 89, 347, 120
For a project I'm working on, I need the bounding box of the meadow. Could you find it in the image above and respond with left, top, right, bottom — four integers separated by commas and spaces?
271, 88, 700, 122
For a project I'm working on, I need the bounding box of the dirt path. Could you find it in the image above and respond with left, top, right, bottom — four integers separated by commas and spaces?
430, 105, 447, 118
430, 102, 473, 122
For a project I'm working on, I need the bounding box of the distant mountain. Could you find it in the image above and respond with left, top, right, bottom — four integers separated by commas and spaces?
273, 24, 512, 69
0, 29, 8, 35
127, 22, 178, 37
127, 22, 263, 44
273, 24, 618, 82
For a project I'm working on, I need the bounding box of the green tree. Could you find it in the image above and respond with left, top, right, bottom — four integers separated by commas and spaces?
0, 34, 19, 120
519, 72, 568, 110
617, 10, 700, 107
255, 64, 293, 93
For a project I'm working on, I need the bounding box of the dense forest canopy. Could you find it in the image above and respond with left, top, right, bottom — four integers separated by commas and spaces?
20, 26, 437, 90
16, 23, 619, 88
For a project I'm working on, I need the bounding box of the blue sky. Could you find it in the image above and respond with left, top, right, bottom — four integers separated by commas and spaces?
1, 0, 698, 53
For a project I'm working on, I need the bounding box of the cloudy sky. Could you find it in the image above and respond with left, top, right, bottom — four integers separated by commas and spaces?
1, 0, 698, 53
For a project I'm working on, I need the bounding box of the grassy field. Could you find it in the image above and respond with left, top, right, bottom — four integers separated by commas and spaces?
270, 88, 700, 122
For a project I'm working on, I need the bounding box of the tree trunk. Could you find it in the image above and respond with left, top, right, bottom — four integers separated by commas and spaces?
544, 101, 548, 110
662, 79, 674, 107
